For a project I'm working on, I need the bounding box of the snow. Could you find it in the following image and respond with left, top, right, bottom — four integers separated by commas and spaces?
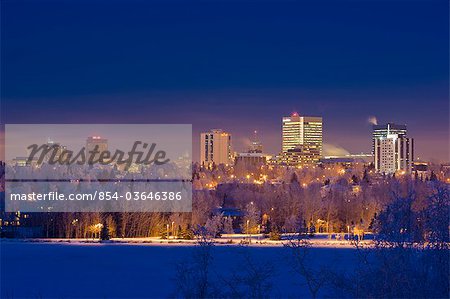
1, 240, 359, 298
0, 233, 374, 248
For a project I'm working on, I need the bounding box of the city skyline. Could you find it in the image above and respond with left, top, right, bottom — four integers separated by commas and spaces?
0, 116, 442, 164
1, 1, 448, 162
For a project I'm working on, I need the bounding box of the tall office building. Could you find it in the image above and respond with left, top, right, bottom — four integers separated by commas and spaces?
30, 138, 67, 164
234, 130, 268, 175
249, 130, 263, 153
374, 134, 414, 174
200, 129, 232, 166
86, 136, 108, 164
372, 123, 407, 154
281, 113, 322, 165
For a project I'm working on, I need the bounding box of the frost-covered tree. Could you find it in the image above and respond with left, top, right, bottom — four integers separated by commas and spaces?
222, 216, 234, 234
242, 202, 260, 234
205, 214, 223, 237
333, 184, 450, 298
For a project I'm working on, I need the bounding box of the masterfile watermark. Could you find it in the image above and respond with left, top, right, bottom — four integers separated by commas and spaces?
5, 124, 192, 212
27, 141, 170, 171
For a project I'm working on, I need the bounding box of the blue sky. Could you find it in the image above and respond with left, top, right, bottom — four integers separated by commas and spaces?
1, 0, 448, 161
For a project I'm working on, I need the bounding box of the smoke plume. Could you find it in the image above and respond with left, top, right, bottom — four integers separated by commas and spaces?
368, 116, 378, 125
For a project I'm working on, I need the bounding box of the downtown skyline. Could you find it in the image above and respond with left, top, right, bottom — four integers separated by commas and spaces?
1, 1, 448, 162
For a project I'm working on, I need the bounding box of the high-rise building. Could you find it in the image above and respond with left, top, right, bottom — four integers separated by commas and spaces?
36, 138, 67, 164
86, 136, 108, 164
234, 152, 267, 174
249, 130, 263, 153
282, 113, 322, 164
200, 129, 232, 166
234, 130, 269, 175
372, 123, 407, 154
374, 134, 414, 174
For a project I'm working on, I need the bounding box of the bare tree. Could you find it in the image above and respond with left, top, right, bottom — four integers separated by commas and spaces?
219, 245, 274, 298
333, 185, 450, 298
174, 226, 215, 298
283, 233, 329, 298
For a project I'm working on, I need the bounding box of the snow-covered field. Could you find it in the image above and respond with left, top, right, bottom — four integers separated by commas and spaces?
1, 240, 360, 298
0, 233, 373, 248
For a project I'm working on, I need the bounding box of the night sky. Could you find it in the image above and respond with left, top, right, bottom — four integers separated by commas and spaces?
1, 0, 448, 162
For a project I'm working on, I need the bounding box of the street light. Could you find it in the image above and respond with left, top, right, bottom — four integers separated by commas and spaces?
246, 219, 251, 242
171, 221, 175, 239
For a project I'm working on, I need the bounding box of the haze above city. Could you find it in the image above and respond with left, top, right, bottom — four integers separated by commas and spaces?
1, 1, 448, 162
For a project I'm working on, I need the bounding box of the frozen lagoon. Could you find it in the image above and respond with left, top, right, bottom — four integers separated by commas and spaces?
1, 241, 359, 298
